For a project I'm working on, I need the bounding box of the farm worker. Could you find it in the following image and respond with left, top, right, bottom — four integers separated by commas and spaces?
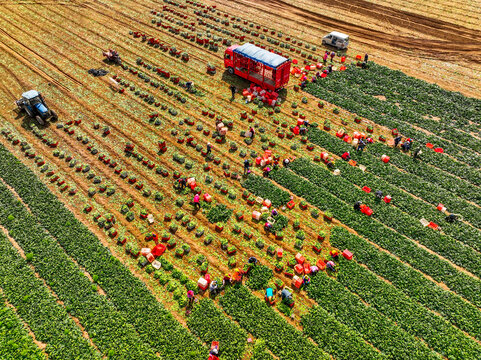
193, 194, 200, 210
300, 80, 307, 89
357, 138, 366, 152
394, 135, 402, 147
446, 214, 458, 223
283, 158, 290, 168
326, 160, 335, 169
249, 127, 255, 138
264, 222, 272, 232
263, 166, 271, 178
327, 64, 333, 73
303, 275, 311, 286
354, 201, 362, 211
311, 75, 317, 83
206, 142, 212, 155
185, 81, 193, 91
413, 147, 422, 159
187, 290, 195, 306
401, 139, 412, 152
299, 126, 307, 135
330, 51, 336, 62
341, 152, 351, 161
178, 177, 187, 190
303, 119, 310, 127
330, 249, 339, 259
229, 84, 237, 100
366, 137, 374, 143
243, 159, 250, 175
209, 281, 219, 296
375, 190, 383, 199
323, 51, 328, 64
271, 208, 278, 217
223, 274, 231, 286
364, 53, 369, 63
326, 260, 336, 271
248, 257, 258, 265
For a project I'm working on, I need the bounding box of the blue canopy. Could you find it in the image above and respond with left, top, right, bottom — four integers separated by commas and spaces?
266, 288, 274, 297
234, 43, 288, 69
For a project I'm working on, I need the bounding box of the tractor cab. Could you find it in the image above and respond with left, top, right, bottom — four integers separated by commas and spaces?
15, 90, 57, 125
224, 44, 239, 73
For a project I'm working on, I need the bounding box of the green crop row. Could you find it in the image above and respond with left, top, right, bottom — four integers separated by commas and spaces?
307, 128, 481, 229
0, 294, 47, 360
266, 168, 481, 308
367, 142, 481, 205
0, 183, 157, 360
187, 299, 247, 360
289, 158, 481, 279
307, 273, 441, 359
338, 63, 481, 132
305, 67, 481, 166
330, 157, 481, 253
246, 264, 273, 291
243, 174, 291, 207
0, 232, 100, 360
336, 257, 481, 358
252, 339, 275, 360
302, 304, 387, 360
219, 285, 329, 360
330, 227, 481, 342
0, 144, 207, 359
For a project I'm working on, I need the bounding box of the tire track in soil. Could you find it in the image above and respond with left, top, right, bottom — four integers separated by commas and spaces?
61, 0, 481, 172
223, 0, 481, 64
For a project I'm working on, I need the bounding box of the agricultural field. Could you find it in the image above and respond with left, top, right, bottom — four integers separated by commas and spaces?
0, 0, 480, 359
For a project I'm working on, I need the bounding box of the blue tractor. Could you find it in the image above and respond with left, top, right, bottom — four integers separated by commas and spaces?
16, 90, 58, 125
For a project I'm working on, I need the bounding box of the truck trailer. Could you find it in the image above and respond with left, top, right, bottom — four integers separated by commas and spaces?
224, 43, 291, 91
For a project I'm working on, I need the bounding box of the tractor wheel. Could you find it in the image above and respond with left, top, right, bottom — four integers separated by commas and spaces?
322, 40, 326, 46
227, 67, 234, 75
50, 110, 58, 121
35, 115, 45, 125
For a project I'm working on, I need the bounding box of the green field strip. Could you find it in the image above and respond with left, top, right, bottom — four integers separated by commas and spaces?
0, 233, 101, 360
0, 183, 159, 360
0, 293, 47, 360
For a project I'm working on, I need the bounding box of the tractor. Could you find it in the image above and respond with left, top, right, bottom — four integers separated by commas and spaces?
15, 90, 58, 125
102, 49, 122, 64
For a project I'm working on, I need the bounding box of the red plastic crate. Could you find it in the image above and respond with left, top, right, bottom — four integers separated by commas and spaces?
342, 249, 353, 260
294, 264, 304, 275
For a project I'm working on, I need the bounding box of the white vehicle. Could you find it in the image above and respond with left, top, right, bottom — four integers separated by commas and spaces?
322, 32, 349, 49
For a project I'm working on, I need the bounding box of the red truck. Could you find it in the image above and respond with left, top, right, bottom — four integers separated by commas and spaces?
224, 43, 291, 91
